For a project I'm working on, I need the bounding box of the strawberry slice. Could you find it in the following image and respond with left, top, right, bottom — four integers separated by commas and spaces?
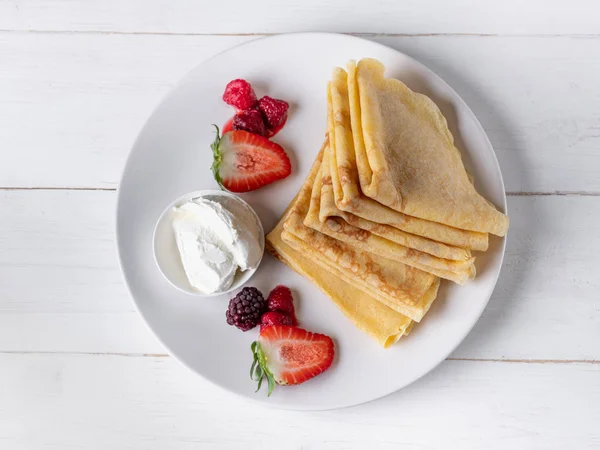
211, 126, 291, 193
250, 326, 335, 396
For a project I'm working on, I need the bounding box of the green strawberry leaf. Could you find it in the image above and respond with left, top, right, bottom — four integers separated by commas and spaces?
250, 340, 277, 397
210, 124, 224, 190
267, 372, 276, 397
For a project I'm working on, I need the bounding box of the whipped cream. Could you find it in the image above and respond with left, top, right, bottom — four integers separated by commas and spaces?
171, 195, 262, 294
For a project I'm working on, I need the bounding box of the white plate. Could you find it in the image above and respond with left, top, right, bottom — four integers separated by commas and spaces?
117, 32, 507, 410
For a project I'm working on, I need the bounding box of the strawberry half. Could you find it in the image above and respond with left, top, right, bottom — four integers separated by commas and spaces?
211, 126, 291, 193
250, 326, 335, 396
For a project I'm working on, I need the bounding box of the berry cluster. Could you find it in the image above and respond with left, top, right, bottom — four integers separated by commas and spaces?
226, 285, 297, 332
223, 79, 289, 137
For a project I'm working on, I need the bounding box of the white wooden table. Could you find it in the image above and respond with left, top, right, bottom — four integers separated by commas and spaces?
1, 1, 599, 448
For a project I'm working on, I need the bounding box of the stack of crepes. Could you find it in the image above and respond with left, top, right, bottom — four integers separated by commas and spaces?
266, 58, 509, 347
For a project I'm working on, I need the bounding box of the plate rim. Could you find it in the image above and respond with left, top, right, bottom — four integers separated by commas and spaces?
116, 31, 507, 411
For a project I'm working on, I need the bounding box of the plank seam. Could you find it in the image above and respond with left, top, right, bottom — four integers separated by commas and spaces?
0, 351, 598, 364
2, 188, 600, 197
0, 187, 117, 191
507, 191, 600, 197
0, 351, 170, 357
0, 29, 599, 38
447, 357, 600, 365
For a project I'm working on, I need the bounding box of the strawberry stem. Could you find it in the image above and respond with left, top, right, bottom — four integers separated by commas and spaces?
250, 341, 276, 397
210, 124, 224, 190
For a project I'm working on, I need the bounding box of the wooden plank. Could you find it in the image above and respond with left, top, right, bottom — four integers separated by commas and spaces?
0, 33, 250, 189
1, 0, 599, 35
0, 189, 126, 313
0, 353, 598, 448
452, 195, 600, 360
0, 313, 162, 355
0, 187, 164, 354
1, 33, 599, 191
1, 190, 599, 360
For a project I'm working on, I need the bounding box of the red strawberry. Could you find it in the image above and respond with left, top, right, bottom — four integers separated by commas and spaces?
250, 326, 335, 396
258, 96, 289, 130
260, 311, 293, 329
267, 285, 297, 325
232, 109, 266, 136
210, 127, 291, 193
223, 79, 257, 111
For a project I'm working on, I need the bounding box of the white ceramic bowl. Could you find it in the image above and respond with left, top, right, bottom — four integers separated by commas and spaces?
152, 189, 265, 297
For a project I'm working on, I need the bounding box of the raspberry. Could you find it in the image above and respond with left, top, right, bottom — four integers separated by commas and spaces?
266, 285, 297, 325
223, 79, 258, 111
232, 109, 266, 136
258, 96, 289, 130
260, 311, 293, 329
226, 287, 266, 331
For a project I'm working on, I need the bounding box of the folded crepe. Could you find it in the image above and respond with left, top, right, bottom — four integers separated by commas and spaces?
282, 148, 439, 321
308, 142, 476, 284
266, 151, 416, 347
351, 58, 509, 236
267, 225, 414, 347
325, 64, 489, 252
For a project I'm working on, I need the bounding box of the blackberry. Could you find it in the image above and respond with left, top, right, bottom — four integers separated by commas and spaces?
226, 287, 266, 331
